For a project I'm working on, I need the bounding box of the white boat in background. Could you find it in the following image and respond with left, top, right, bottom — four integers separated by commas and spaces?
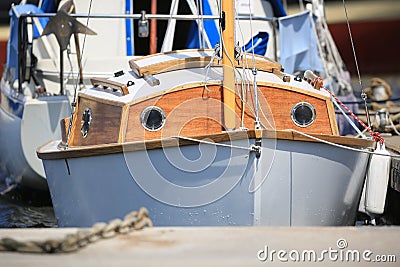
37, 0, 390, 227
0, 0, 145, 190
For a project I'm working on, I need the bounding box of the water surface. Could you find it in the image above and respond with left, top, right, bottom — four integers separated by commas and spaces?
0, 174, 57, 228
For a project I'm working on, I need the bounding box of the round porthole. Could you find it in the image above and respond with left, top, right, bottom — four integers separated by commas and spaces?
291, 102, 316, 127
81, 107, 92, 138
140, 106, 166, 131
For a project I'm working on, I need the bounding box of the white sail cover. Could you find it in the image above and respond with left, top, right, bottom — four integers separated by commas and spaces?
278, 11, 323, 74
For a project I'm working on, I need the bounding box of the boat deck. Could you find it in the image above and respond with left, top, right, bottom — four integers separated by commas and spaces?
0, 226, 399, 266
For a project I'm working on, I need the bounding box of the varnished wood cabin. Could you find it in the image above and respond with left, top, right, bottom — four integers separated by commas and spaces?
60, 50, 339, 147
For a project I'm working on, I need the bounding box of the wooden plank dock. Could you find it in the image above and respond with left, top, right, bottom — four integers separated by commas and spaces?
0, 226, 399, 266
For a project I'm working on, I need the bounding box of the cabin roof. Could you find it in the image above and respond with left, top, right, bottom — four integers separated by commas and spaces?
80, 50, 331, 104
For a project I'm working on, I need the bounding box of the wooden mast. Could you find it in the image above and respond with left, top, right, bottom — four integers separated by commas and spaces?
150, 0, 157, 54
222, 0, 236, 130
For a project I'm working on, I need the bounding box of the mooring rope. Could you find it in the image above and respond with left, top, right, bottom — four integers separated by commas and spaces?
171, 135, 255, 151
288, 129, 400, 159
0, 207, 152, 253
313, 76, 385, 145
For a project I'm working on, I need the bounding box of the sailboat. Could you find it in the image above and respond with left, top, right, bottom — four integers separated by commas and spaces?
0, 0, 354, 192
0, 0, 139, 190
36, 0, 388, 227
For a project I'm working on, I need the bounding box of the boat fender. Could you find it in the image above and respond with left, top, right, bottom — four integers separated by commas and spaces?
365, 142, 391, 214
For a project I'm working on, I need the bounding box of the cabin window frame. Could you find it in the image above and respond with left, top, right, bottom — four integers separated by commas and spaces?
140, 106, 166, 132
290, 102, 316, 128
81, 107, 92, 138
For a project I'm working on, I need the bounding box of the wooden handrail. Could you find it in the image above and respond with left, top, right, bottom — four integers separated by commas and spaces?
129, 50, 283, 78
90, 77, 129, 95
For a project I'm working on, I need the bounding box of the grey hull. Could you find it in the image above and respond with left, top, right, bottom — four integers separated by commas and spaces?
42, 138, 370, 227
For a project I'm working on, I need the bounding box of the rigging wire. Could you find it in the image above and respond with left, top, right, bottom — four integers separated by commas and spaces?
247, 0, 261, 129
236, 15, 275, 131
203, 44, 221, 92
204, 0, 275, 131
232, 8, 269, 130
342, 0, 362, 90
199, 0, 206, 48
235, 5, 275, 131
65, 0, 94, 148
247, 0, 255, 69
342, 0, 372, 127
195, 0, 203, 48
234, 7, 250, 128
66, 49, 77, 91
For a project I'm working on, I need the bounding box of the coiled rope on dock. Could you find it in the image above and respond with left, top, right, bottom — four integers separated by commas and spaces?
0, 207, 152, 253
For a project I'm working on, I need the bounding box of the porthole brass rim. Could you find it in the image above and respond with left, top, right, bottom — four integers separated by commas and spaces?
290, 102, 316, 128
140, 106, 166, 132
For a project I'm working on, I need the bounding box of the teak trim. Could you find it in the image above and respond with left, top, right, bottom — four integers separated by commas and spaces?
129, 49, 283, 78
119, 104, 130, 142
37, 129, 375, 160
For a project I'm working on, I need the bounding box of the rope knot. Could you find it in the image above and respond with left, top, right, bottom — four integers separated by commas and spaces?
370, 131, 385, 145
312, 77, 324, 90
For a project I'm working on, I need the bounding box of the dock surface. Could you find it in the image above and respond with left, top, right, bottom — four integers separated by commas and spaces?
0, 226, 399, 266
386, 135, 400, 153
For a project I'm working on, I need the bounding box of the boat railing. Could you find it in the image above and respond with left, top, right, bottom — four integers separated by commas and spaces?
14, 11, 277, 94
19, 13, 274, 22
